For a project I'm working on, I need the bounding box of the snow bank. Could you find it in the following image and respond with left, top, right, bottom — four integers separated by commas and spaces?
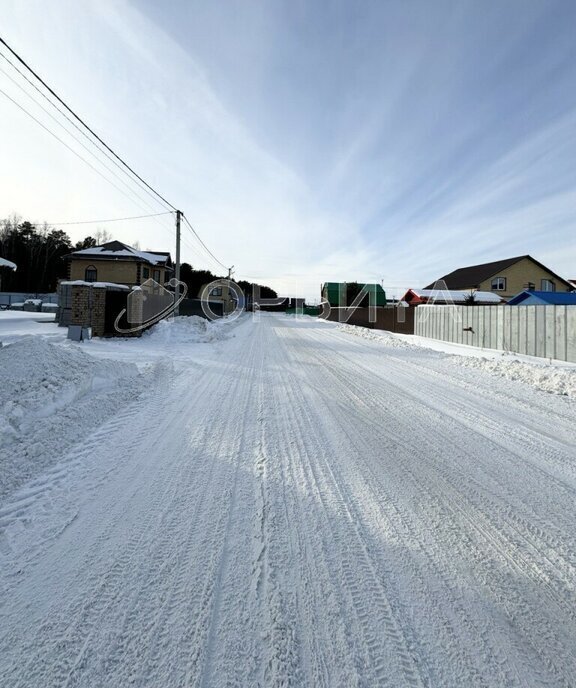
0, 337, 143, 500
143, 315, 231, 345
453, 356, 576, 398
336, 323, 418, 349
336, 323, 576, 397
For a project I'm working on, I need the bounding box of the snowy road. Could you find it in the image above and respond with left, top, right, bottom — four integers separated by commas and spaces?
1, 314, 576, 687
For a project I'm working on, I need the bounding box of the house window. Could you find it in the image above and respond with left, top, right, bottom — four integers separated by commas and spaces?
541, 279, 556, 292
153, 269, 161, 283
85, 265, 97, 282
143, 267, 150, 279
491, 277, 506, 291
211, 287, 222, 297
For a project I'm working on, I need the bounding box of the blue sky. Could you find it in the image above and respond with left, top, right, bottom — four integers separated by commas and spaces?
1, 0, 575, 298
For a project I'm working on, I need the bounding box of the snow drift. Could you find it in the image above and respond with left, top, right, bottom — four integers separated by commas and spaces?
0, 337, 143, 500
455, 356, 576, 398
336, 322, 576, 398
143, 315, 232, 345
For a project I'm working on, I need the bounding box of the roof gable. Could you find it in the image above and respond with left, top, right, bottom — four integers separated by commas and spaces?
425, 255, 573, 290
424, 256, 527, 289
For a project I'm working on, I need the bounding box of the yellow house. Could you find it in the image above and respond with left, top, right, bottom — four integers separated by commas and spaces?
66, 240, 172, 287
199, 279, 238, 315
425, 255, 573, 301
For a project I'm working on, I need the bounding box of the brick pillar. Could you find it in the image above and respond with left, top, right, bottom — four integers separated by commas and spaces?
70, 285, 107, 337
92, 289, 106, 336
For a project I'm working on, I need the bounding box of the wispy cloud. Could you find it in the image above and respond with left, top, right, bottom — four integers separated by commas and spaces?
1, 0, 575, 298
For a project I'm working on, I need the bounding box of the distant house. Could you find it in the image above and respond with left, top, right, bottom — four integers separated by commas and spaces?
321, 282, 387, 307
65, 240, 173, 288
401, 289, 503, 306
199, 279, 237, 315
0, 257, 17, 295
425, 255, 573, 301
506, 291, 576, 306
58, 241, 173, 336
0, 257, 17, 271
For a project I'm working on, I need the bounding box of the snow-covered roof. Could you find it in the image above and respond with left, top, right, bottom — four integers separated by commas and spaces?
410, 289, 503, 304
71, 241, 170, 266
0, 257, 17, 271
60, 280, 130, 290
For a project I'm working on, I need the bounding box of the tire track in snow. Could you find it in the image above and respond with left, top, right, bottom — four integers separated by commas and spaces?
2, 314, 576, 688
250, 320, 306, 688
0, 331, 262, 687
290, 320, 576, 686
270, 323, 427, 687
319, 337, 576, 621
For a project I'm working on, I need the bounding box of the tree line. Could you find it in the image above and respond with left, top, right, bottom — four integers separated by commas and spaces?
0, 215, 277, 299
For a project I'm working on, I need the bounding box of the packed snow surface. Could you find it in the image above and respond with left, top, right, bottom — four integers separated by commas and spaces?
1, 314, 576, 687
337, 322, 576, 397
0, 337, 142, 500
0, 311, 58, 344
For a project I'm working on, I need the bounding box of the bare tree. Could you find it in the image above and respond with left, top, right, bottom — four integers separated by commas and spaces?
0, 213, 22, 242
94, 228, 113, 245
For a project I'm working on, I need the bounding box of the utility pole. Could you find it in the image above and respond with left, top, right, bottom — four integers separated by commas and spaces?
227, 265, 234, 279
175, 210, 182, 316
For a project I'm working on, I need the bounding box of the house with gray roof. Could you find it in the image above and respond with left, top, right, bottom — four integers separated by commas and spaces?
65, 240, 173, 288
425, 255, 573, 301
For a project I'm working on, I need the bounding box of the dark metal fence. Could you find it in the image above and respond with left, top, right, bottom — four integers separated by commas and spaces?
178, 298, 224, 318
321, 306, 415, 334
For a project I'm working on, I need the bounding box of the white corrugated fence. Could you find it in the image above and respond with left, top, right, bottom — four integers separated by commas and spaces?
415, 305, 576, 362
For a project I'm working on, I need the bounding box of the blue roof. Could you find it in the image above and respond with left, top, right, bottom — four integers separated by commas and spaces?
507, 290, 576, 305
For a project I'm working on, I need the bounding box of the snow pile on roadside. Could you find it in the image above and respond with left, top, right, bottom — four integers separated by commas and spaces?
453, 356, 576, 398
336, 323, 576, 398
336, 323, 418, 349
0, 337, 143, 500
0, 338, 137, 437
144, 315, 231, 345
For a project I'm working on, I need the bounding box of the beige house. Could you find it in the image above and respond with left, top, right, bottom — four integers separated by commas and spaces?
199, 279, 238, 315
66, 240, 172, 287
425, 255, 573, 301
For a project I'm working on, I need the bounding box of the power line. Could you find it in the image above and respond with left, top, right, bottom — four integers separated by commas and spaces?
0, 81, 176, 243
182, 214, 228, 271
182, 229, 227, 274
0, 48, 174, 214
46, 211, 174, 226
0, 62, 175, 218
178, 232, 223, 272
1, 36, 231, 276
0, 85, 174, 218
0, 35, 177, 212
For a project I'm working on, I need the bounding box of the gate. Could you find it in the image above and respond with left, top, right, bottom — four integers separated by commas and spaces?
104, 290, 129, 335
